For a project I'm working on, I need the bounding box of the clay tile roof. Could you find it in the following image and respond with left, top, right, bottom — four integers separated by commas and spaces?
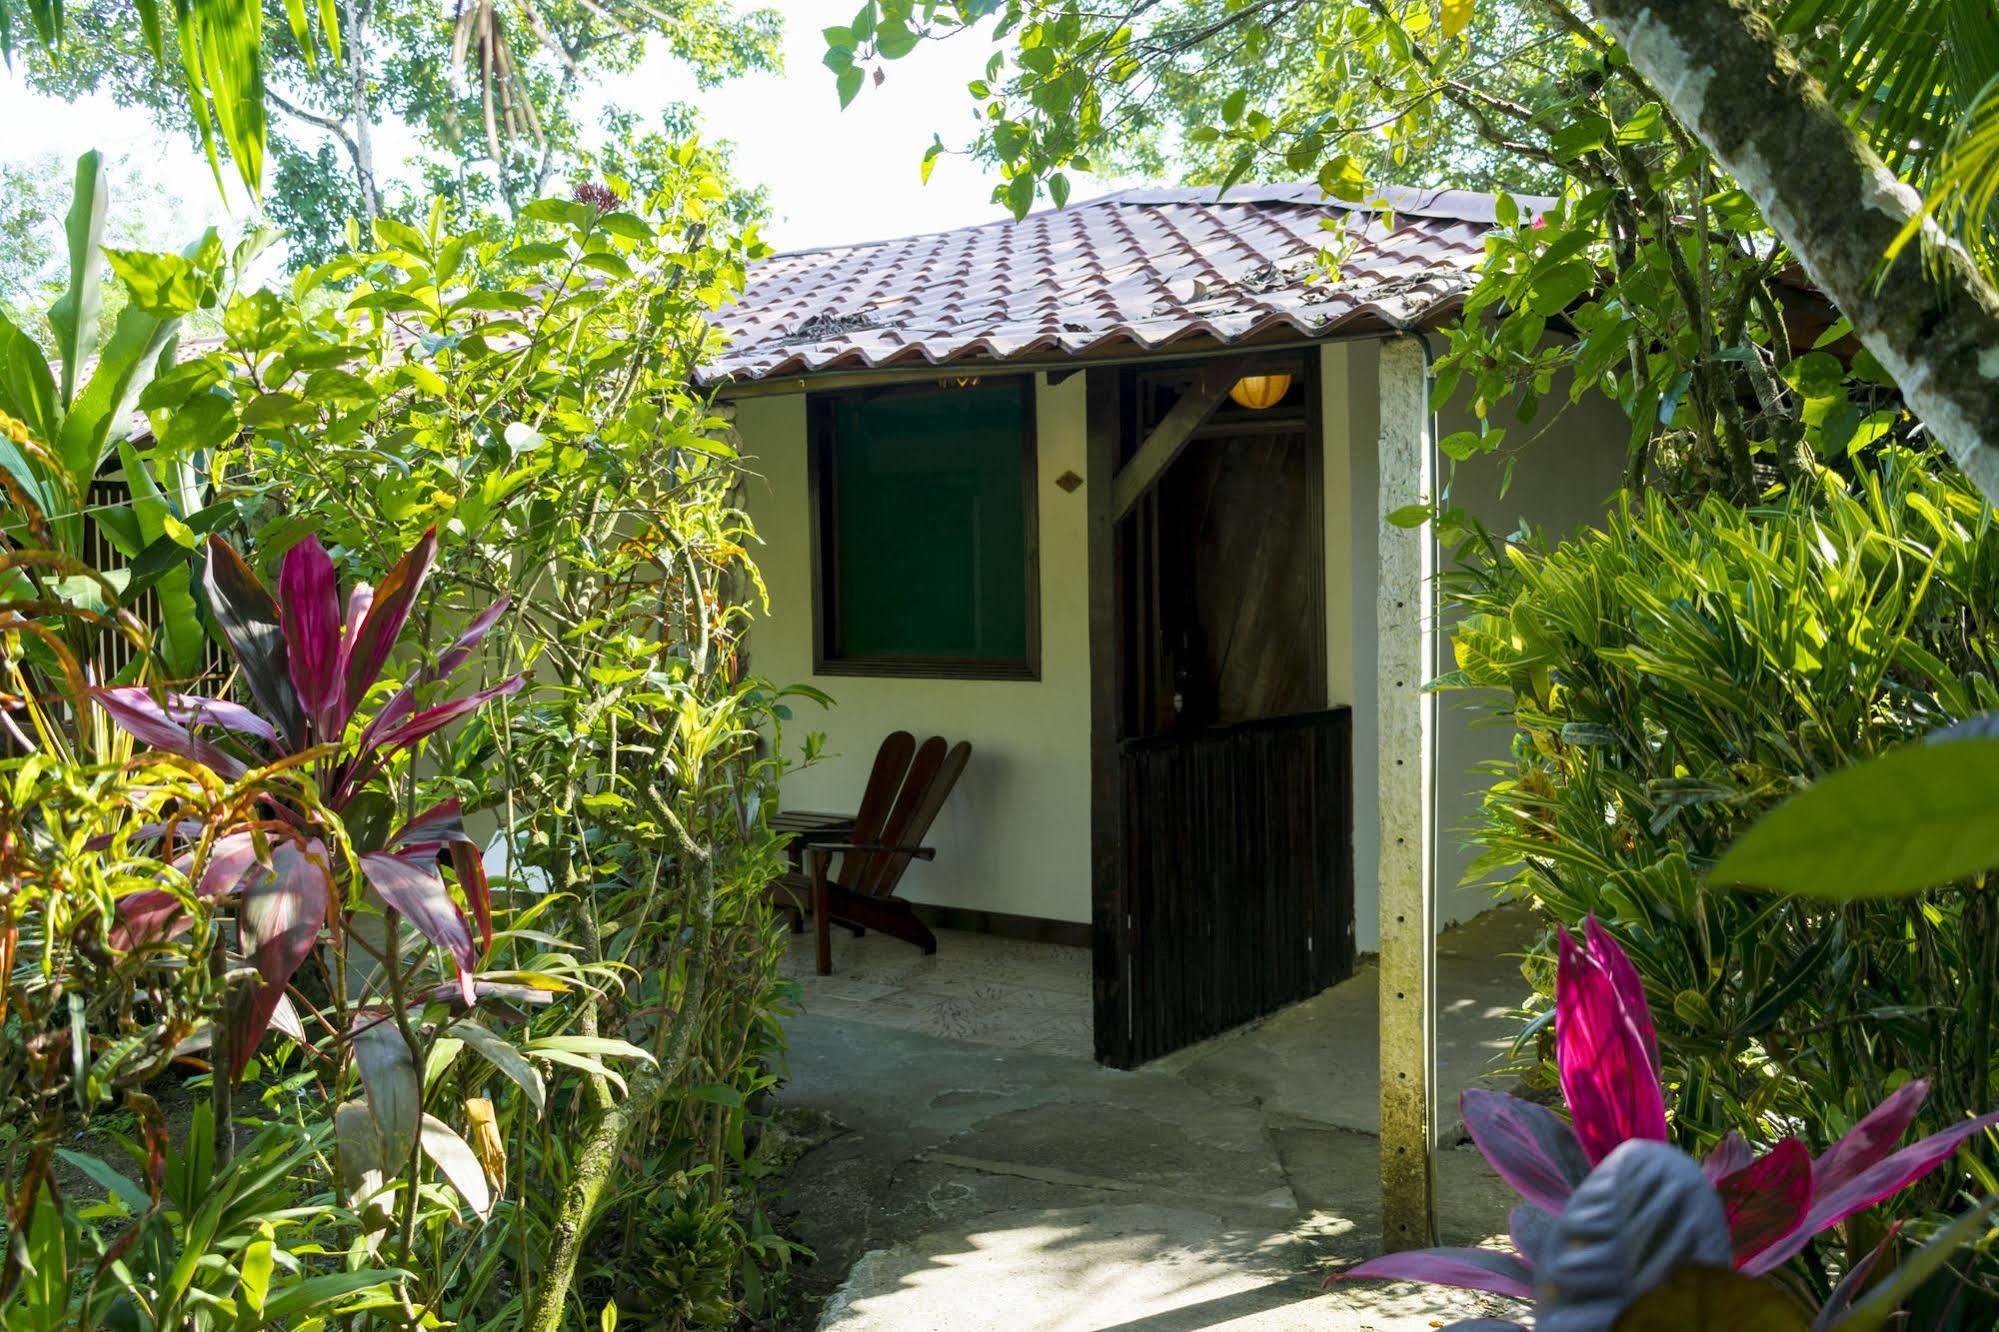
702, 183, 1544, 385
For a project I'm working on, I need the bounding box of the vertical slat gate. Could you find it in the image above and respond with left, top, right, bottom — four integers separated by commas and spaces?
1110, 707, 1355, 1065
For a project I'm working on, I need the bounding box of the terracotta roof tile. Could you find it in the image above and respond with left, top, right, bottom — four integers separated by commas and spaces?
701, 183, 1541, 385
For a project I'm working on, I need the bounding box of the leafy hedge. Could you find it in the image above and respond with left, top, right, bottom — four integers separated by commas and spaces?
1, 148, 808, 1329
1448, 450, 1999, 1284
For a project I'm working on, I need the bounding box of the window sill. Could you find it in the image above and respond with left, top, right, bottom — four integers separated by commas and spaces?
813, 656, 1041, 682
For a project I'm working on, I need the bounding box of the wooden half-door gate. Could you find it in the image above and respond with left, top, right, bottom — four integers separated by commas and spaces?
1086, 357, 1358, 1068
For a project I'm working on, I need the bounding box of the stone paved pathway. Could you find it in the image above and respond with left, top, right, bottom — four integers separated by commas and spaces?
770, 909, 1540, 1331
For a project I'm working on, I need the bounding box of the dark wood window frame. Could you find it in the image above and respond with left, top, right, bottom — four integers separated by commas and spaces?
806, 375, 1043, 681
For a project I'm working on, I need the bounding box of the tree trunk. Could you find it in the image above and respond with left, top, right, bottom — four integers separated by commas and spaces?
343, 0, 381, 223
1580, 0, 1999, 504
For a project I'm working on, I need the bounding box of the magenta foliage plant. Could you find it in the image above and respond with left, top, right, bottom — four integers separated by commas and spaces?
95, 527, 521, 1078
1342, 917, 1999, 1328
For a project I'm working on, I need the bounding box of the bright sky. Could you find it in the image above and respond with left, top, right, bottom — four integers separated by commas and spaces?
0, 1, 1101, 255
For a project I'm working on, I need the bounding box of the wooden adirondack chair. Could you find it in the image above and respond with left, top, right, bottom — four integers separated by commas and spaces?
774, 731, 972, 975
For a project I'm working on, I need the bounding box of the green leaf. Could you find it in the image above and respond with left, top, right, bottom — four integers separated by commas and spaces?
1711, 737, 1999, 899
55, 1148, 149, 1214
1549, 113, 1611, 160
1316, 153, 1365, 200
0, 309, 61, 447
239, 1222, 275, 1316
1048, 171, 1071, 208
503, 242, 568, 266
105, 248, 207, 317
1527, 260, 1595, 315
191, 0, 268, 196
451, 1018, 546, 1116
1782, 350, 1845, 400
257, 1270, 405, 1322
20, 1188, 66, 1332
49, 150, 108, 405
836, 65, 864, 107
1827, 1195, 1999, 1332
58, 303, 178, 491
875, 19, 917, 57
1005, 173, 1035, 218
519, 197, 594, 229
528, 1035, 658, 1065
1386, 503, 1432, 529
282, 0, 314, 69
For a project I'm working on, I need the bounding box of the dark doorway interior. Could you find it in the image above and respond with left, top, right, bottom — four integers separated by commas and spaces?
1095, 355, 1357, 1067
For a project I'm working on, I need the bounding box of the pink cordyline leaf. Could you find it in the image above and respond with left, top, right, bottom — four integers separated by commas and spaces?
1585, 916, 1659, 1082
386, 798, 494, 951
1812, 1223, 1899, 1330
195, 831, 263, 899
433, 598, 509, 682
450, 840, 493, 952
204, 537, 305, 749
232, 838, 332, 1081
1462, 1088, 1591, 1215
115, 830, 264, 950
338, 676, 524, 802
156, 693, 279, 748
341, 526, 438, 715
343, 600, 512, 788
1815, 1079, 1930, 1196
1508, 1202, 1553, 1265
279, 534, 345, 739
110, 890, 192, 951
360, 850, 477, 1003
1744, 1107, 1999, 1274
95, 687, 247, 780
1715, 1136, 1812, 1265
343, 582, 374, 676
1337, 1247, 1534, 1302
1703, 1131, 1753, 1183
1556, 926, 1669, 1163
375, 677, 524, 758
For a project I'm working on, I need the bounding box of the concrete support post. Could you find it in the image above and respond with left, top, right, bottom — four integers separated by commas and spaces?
1375, 335, 1438, 1249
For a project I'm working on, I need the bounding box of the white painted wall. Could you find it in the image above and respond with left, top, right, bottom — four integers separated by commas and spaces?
735, 343, 1629, 942
1430, 361, 1629, 930
1326, 340, 1628, 949
735, 377, 1095, 924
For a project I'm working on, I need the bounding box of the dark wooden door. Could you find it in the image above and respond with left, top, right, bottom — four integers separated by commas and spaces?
1111, 710, 1356, 1065
1092, 361, 1357, 1067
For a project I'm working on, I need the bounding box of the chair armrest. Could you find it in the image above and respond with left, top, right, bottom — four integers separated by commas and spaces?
808, 842, 937, 861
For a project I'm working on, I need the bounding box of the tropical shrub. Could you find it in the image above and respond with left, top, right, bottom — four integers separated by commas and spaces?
1343, 919, 1999, 1329
120, 153, 803, 1326
0, 152, 237, 681
4, 142, 802, 1327
1447, 448, 1999, 1295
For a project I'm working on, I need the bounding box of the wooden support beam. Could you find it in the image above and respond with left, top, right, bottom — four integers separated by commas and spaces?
1085, 368, 1129, 1067
1376, 335, 1438, 1250
1111, 356, 1249, 518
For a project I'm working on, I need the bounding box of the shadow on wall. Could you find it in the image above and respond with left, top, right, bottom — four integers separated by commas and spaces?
1431, 384, 1630, 928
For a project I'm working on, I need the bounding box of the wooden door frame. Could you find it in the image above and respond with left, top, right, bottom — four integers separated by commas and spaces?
1084, 354, 1339, 1068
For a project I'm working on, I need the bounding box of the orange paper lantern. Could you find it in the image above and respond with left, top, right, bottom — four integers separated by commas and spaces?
1229, 373, 1293, 410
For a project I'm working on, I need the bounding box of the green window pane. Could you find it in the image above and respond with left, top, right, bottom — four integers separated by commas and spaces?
824, 383, 1031, 664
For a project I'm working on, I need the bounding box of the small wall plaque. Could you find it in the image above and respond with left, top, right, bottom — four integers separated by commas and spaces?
1054, 470, 1084, 493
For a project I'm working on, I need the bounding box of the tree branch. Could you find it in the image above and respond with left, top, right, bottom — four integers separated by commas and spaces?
266, 88, 351, 141
1582, 0, 1999, 502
